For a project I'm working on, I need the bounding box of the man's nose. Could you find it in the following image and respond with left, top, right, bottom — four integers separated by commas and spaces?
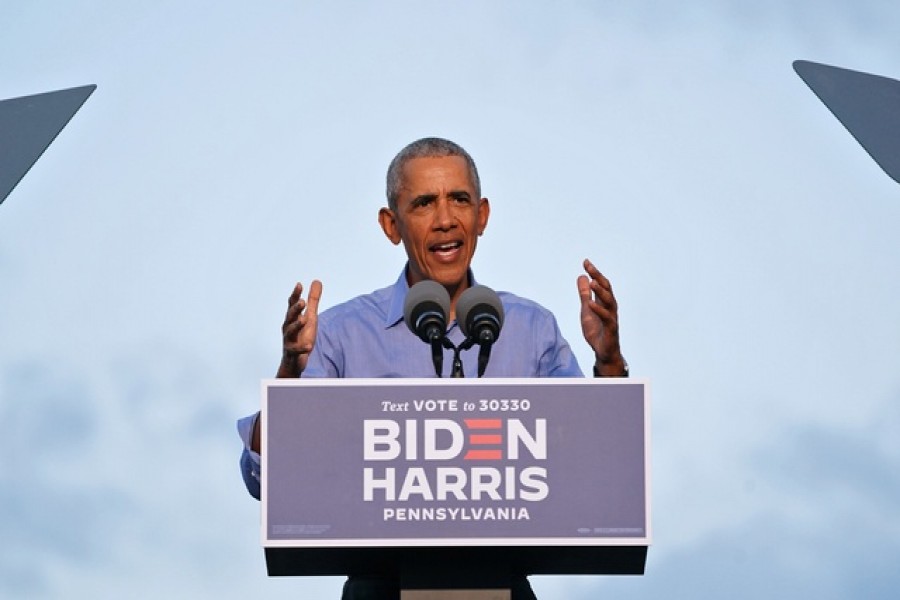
432, 199, 455, 230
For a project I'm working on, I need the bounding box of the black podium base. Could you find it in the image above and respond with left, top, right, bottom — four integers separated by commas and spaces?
265, 544, 648, 579
401, 591, 510, 600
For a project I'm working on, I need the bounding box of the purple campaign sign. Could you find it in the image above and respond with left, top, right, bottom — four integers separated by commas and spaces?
263, 378, 650, 548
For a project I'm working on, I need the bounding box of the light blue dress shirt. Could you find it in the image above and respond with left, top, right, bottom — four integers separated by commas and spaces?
237, 269, 583, 498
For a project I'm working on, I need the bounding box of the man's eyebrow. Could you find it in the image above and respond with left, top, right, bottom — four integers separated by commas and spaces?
411, 193, 438, 205
448, 190, 472, 199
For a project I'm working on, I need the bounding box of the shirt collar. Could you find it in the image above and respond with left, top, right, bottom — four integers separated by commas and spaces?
384, 265, 476, 329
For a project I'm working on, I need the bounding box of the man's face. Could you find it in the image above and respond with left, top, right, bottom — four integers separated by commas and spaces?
379, 155, 490, 297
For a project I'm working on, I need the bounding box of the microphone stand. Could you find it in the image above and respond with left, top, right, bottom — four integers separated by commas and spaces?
435, 336, 485, 378
475, 329, 497, 378
432, 336, 458, 378
450, 337, 477, 378
477, 342, 493, 378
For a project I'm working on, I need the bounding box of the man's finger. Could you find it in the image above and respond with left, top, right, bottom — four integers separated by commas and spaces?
576, 274, 592, 302
283, 318, 304, 338
288, 282, 303, 306
589, 280, 618, 312
284, 298, 306, 326
306, 280, 323, 318
583, 258, 602, 280
584, 258, 611, 289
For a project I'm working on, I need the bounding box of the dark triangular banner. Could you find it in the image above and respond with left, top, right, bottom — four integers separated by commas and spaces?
0, 84, 96, 205
794, 60, 900, 185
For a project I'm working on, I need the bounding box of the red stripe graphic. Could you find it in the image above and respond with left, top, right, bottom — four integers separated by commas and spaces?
464, 449, 503, 460
463, 420, 503, 460
469, 434, 502, 445
464, 419, 502, 429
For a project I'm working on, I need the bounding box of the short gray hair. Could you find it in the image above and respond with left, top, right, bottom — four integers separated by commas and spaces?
385, 137, 481, 210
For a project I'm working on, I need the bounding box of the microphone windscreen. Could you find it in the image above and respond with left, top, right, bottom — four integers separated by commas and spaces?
456, 285, 504, 338
403, 280, 451, 336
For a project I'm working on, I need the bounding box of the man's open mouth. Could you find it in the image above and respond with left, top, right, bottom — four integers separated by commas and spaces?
430, 241, 463, 256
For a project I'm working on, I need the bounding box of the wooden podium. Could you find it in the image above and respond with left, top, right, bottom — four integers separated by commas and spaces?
261, 378, 650, 597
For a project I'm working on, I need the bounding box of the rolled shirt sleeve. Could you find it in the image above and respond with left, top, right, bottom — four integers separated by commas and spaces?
237, 413, 261, 500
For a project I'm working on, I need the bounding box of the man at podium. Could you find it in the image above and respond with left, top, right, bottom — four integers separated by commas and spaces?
238, 137, 628, 599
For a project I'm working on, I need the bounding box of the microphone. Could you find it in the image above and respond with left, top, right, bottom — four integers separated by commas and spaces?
404, 280, 451, 377
404, 280, 451, 343
457, 285, 504, 377
457, 285, 504, 344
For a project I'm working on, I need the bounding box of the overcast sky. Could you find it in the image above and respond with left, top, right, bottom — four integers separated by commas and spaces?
2, 2, 899, 598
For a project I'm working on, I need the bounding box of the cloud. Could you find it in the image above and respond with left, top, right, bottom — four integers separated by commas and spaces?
0, 348, 348, 598
0, 362, 128, 596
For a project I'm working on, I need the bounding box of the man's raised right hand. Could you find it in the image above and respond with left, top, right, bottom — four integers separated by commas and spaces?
277, 280, 323, 378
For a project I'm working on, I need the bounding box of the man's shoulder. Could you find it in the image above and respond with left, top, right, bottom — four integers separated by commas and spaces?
494, 289, 575, 366
497, 289, 555, 319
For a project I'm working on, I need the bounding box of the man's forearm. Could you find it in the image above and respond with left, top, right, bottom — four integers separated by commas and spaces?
277, 354, 302, 378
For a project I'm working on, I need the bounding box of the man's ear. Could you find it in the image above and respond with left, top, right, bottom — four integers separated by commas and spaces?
477, 197, 490, 236
378, 207, 402, 245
